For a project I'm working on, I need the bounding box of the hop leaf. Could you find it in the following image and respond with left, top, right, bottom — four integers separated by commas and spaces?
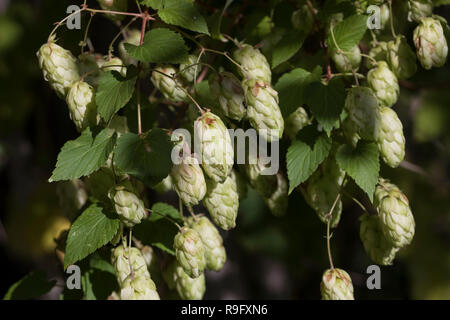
174, 227, 206, 278
320, 268, 354, 300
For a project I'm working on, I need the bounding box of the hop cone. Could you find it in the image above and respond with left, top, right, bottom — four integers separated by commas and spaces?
180, 54, 199, 83
302, 158, 345, 228
413, 17, 448, 70
164, 261, 205, 300
231, 169, 248, 200
36, 38, 80, 98
367, 61, 399, 108
408, 0, 433, 23
151, 66, 188, 102
284, 107, 310, 140
320, 268, 354, 300
330, 45, 361, 73
66, 81, 98, 132
245, 156, 278, 199
243, 79, 284, 142
232, 44, 271, 83
120, 276, 160, 300
97, 0, 128, 21
209, 72, 246, 121
341, 116, 360, 147
346, 87, 380, 140
360, 213, 399, 265
366, 41, 388, 69
379, 4, 390, 30
174, 227, 206, 278
194, 111, 234, 182
171, 156, 207, 207
387, 35, 417, 79
203, 175, 239, 231
374, 179, 415, 247
56, 179, 87, 220
111, 245, 150, 286
101, 57, 127, 77
118, 29, 141, 66
265, 173, 288, 217
108, 181, 146, 228
187, 216, 226, 271
291, 5, 314, 34
376, 107, 405, 168
77, 52, 103, 88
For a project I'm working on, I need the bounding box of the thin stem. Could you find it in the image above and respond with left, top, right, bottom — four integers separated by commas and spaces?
136, 15, 147, 135
193, 49, 205, 84
149, 209, 183, 229
360, 53, 378, 66
187, 206, 198, 221
202, 48, 249, 78
49, 8, 85, 40
85, 7, 142, 18
179, 198, 184, 217
128, 228, 134, 279
81, 12, 95, 54
342, 190, 369, 214
388, 0, 397, 38
108, 17, 138, 58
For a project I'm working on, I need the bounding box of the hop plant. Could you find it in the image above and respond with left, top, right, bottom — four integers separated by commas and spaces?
330, 45, 362, 73
284, 107, 310, 140
194, 111, 234, 183
97, 0, 128, 21
151, 66, 188, 102
367, 61, 399, 108
164, 260, 205, 300
179, 54, 199, 83
77, 52, 103, 88
174, 227, 206, 278
232, 44, 271, 83
243, 79, 284, 142
366, 41, 388, 69
408, 0, 433, 23
374, 179, 415, 248
118, 29, 141, 66
101, 56, 127, 77
111, 245, 150, 286
379, 4, 390, 30
108, 181, 146, 228
36, 37, 80, 98
376, 107, 405, 168
346, 87, 380, 140
152, 175, 173, 193
170, 156, 207, 207
209, 72, 246, 121
202, 175, 239, 231
341, 116, 360, 147
120, 275, 160, 300
66, 81, 98, 132
413, 17, 449, 70
265, 173, 288, 217
387, 35, 418, 80
186, 216, 227, 271
320, 268, 354, 300
360, 213, 399, 265
291, 4, 314, 34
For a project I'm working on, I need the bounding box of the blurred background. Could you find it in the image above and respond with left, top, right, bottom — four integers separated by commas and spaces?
0, 0, 449, 300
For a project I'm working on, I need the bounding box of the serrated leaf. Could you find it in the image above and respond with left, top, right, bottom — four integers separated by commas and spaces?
305, 78, 346, 134
150, 202, 182, 222
275, 66, 322, 117
96, 68, 137, 122
286, 126, 332, 193
3, 271, 56, 300
157, 0, 209, 35
328, 14, 367, 52
134, 219, 178, 255
49, 128, 116, 182
124, 28, 188, 64
140, 0, 163, 9
114, 129, 173, 187
336, 142, 379, 202
271, 31, 306, 68
64, 204, 120, 269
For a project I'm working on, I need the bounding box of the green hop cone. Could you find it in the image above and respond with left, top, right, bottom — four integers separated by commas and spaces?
265, 173, 288, 217
66, 81, 98, 132
366, 41, 388, 69
231, 169, 248, 200
194, 112, 234, 182
376, 106, 405, 168
100, 56, 127, 77
291, 5, 314, 34
341, 116, 360, 147
151, 66, 188, 102
209, 72, 246, 121
346, 87, 380, 140
174, 227, 206, 278
36, 37, 80, 99
387, 35, 417, 80
203, 175, 239, 231
120, 275, 160, 300
232, 44, 271, 83
359, 213, 399, 265
187, 216, 227, 271
379, 4, 390, 30
171, 156, 207, 207
408, 0, 433, 23
302, 158, 345, 228
413, 17, 448, 70
97, 0, 128, 21
108, 181, 146, 228
243, 79, 284, 142
174, 262, 205, 300
330, 45, 361, 73
111, 245, 149, 286
374, 178, 415, 247
77, 52, 103, 88
180, 54, 199, 83
320, 268, 354, 300
433, 14, 450, 44
56, 179, 87, 220
245, 155, 278, 198
284, 107, 310, 140
367, 61, 399, 108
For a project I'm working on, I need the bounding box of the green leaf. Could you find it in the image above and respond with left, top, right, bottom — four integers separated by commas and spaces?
271, 31, 306, 68
210, 0, 234, 40
140, 0, 163, 9
150, 202, 182, 222
3, 271, 56, 300
435, 0, 450, 5
157, 0, 209, 35
134, 219, 178, 255
286, 126, 332, 193
49, 128, 116, 182
114, 129, 173, 187
275, 66, 322, 117
336, 142, 380, 202
328, 14, 367, 52
64, 203, 120, 269
305, 78, 346, 134
96, 68, 137, 122
124, 28, 188, 64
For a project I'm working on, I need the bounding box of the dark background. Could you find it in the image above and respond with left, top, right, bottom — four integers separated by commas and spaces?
0, 0, 449, 300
